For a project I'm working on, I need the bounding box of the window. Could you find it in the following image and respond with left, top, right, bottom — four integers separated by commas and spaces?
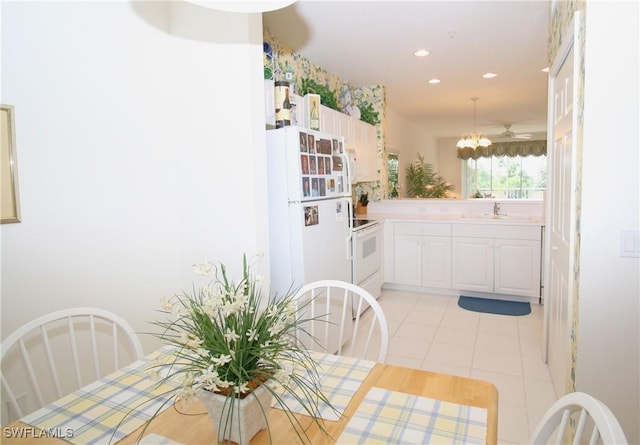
464, 155, 546, 199
387, 153, 399, 198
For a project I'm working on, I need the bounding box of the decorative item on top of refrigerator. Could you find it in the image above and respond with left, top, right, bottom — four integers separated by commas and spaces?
302, 94, 321, 131
274, 81, 291, 128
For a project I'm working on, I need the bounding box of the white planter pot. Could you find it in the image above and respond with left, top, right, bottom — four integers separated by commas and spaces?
199, 383, 273, 445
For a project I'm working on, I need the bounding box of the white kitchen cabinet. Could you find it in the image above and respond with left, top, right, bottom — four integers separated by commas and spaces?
281, 93, 378, 182
494, 238, 541, 297
393, 234, 422, 285
451, 224, 542, 298
335, 109, 353, 147
314, 104, 377, 183
451, 237, 494, 293
351, 119, 377, 182
320, 105, 339, 135
393, 222, 452, 289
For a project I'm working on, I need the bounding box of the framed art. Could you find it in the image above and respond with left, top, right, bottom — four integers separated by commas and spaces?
1, 104, 21, 223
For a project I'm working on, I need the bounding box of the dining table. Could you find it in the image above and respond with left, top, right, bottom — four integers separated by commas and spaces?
2, 348, 498, 444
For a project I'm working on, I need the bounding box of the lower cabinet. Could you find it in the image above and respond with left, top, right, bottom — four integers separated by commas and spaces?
451, 237, 494, 293
393, 223, 451, 289
451, 225, 542, 298
390, 220, 542, 299
494, 238, 542, 297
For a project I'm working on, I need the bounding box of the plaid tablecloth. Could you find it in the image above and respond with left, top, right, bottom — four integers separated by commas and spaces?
336, 386, 488, 445
21, 348, 181, 445
20, 349, 373, 443
272, 352, 375, 421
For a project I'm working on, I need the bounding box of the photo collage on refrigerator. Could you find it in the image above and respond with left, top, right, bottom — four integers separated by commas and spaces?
299, 131, 345, 199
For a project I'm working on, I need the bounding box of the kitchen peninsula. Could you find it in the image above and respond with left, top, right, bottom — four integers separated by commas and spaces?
369, 199, 545, 304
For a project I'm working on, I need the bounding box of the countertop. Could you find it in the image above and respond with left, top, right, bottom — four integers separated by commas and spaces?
365, 212, 545, 226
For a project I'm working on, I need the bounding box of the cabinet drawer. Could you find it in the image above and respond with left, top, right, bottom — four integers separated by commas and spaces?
452, 223, 541, 241
394, 222, 451, 237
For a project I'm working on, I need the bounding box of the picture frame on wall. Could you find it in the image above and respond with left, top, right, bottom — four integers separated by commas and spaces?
1, 104, 21, 224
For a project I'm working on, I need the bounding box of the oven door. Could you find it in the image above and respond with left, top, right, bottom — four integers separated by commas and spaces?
352, 223, 382, 296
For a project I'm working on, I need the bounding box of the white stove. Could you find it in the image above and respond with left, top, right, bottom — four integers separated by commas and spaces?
351, 218, 382, 316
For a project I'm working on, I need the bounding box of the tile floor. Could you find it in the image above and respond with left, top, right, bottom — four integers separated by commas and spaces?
374, 288, 558, 444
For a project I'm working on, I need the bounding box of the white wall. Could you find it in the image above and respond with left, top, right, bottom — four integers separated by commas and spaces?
385, 107, 438, 197
437, 136, 463, 198
576, 2, 640, 442
0, 2, 269, 352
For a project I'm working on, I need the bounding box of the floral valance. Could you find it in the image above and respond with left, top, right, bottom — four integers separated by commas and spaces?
457, 140, 547, 160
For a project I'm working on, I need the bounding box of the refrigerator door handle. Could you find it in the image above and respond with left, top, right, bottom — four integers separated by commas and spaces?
342, 197, 354, 260
343, 153, 353, 195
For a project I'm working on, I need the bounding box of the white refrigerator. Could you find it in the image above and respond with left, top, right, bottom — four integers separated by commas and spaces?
266, 126, 353, 298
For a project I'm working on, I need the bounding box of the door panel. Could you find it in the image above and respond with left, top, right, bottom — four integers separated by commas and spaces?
545, 16, 579, 397
452, 237, 494, 293
495, 239, 541, 298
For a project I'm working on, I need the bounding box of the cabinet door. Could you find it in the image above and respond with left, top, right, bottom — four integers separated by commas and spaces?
422, 236, 452, 289
336, 111, 352, 147
320, 105, 337, 135
393, 234, 422, 286
494, 239, 541, 298
452, 237, 494, 293
352, 119, 377, 182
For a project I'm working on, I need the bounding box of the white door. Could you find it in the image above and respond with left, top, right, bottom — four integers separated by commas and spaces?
545, 14, 580, 397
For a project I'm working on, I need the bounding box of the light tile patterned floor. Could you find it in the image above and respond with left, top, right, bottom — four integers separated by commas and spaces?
373, 289, 558, 445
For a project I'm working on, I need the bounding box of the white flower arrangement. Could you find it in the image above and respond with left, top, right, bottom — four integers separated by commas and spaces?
141, 254, 336, 444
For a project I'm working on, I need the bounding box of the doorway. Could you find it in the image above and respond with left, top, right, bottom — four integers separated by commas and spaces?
544, 13, 581, 397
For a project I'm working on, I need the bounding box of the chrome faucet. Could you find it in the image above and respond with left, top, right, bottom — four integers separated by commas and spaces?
493, 202, 500, 216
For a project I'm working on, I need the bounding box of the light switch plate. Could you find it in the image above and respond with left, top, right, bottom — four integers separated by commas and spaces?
620, 229, 640, 257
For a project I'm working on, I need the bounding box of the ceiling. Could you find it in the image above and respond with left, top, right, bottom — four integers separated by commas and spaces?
263, 0, 550, 141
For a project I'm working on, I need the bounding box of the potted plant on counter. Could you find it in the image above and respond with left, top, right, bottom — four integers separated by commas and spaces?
405, 154, 454, 198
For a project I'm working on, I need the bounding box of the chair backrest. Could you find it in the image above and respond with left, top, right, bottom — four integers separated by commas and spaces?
1, 307, 144, 423
293, 280, 389, 363
529, 391, 628, 445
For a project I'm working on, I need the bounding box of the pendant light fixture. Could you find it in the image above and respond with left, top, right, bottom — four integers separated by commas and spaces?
456, 97, 492, 149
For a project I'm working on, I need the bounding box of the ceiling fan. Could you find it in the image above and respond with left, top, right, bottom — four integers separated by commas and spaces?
500, 124, 532, 139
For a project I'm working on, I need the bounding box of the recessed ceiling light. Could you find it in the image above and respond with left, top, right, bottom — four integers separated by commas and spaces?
414, 49, 431, 57
428, 79, 441, 84
541, 67, 550, 72
482, 72, 498, 79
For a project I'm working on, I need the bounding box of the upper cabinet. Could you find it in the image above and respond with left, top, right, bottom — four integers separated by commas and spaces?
349, 118, 377, 182
266, 83, 378, 183
313, 103, 377, 183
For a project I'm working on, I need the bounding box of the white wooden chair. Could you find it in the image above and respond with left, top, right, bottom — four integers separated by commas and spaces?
1, 307, 144, 422
292, 280, 389, 363
529, 391, 627, 445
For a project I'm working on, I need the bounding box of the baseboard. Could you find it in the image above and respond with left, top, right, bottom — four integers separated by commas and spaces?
382, 283, 540, 305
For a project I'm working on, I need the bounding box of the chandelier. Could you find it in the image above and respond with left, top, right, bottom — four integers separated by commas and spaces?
456, 97, 492, 149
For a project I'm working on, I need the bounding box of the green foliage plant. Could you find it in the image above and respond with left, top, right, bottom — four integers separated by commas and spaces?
405, 154, 454, 198
358, 101, 380, 125
300, 78, 339, 111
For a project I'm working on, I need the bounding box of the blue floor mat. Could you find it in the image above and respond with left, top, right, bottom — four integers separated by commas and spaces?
458, 295, 531, 316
